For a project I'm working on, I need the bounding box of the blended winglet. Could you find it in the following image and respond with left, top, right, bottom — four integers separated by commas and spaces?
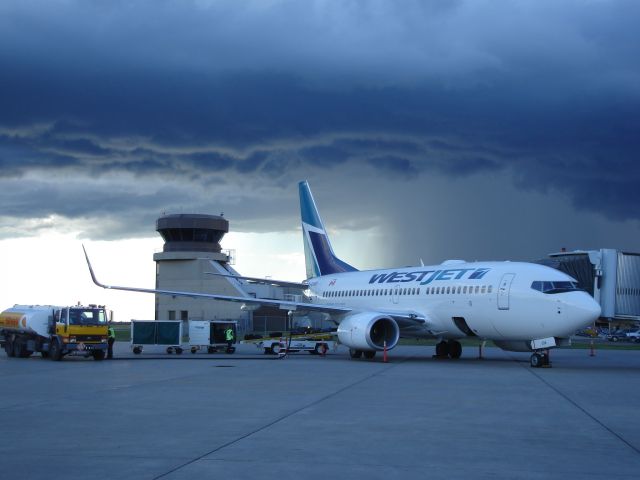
82, 244, 110, 289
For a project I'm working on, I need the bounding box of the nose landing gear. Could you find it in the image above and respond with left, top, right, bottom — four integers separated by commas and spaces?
530, 351, 551, 368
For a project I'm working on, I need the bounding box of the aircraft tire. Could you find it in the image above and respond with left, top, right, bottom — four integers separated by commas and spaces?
448, 340, 462, 359
435, 341, 449, 357
530, 353, 543, 368
349, 349, 363, 359
363, 350, 376, 359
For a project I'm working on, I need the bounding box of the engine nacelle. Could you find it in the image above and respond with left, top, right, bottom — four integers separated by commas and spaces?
337, 312, 400, 351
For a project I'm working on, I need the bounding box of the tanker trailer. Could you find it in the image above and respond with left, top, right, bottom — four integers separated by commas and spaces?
0, 304, 109, 361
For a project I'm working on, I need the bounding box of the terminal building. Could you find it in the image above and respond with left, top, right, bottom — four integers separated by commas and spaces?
153, 213, 307, 338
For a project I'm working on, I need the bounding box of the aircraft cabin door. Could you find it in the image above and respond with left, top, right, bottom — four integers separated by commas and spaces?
497, 273, 515, 310
391, 287, 400, 304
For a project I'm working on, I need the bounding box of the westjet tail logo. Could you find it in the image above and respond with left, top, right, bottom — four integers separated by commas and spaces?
368, 268, 490, 286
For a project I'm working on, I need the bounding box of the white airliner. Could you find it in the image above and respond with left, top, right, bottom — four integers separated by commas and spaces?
84, 181, 601, 367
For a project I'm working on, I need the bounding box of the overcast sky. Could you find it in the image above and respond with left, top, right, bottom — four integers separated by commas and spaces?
1, 0, 639, 318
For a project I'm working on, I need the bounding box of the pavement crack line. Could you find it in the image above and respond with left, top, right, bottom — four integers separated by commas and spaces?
151, 357, 411, 480
517, 358, 640, 456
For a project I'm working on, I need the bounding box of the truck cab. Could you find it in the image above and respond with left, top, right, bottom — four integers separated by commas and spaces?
49, 305, 110, 360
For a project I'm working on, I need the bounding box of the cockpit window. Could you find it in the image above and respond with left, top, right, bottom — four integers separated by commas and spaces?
531, 281, 582, 294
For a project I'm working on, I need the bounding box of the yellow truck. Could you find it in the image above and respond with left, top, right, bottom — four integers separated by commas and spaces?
0, 304, 110, 361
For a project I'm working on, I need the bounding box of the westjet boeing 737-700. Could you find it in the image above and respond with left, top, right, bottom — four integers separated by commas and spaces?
84, 181, 601, 367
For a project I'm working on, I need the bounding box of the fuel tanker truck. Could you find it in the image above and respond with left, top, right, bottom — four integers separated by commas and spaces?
0, 304, 110, 361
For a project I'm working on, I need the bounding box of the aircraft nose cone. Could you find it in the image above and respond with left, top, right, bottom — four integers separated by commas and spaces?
568, 295, 601, 328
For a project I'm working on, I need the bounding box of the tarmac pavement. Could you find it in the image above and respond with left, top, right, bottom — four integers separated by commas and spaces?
1, 342, 639, 479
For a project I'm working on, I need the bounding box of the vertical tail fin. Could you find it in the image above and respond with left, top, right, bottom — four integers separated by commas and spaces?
299, 181, 357, 279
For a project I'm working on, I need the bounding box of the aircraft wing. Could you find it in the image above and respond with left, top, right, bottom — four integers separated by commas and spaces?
204, 270, 307, 289
83, 245, 347, 315
83, 246, 427, 326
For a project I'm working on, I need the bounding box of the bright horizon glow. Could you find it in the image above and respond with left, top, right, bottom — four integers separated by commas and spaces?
0, 223, 385, 321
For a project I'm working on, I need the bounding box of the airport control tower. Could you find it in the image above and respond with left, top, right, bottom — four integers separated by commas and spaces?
153, 213, 307, 336
153, 213, 249, 330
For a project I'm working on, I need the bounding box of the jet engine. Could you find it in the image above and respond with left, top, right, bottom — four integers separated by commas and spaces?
337, 312, 400, 351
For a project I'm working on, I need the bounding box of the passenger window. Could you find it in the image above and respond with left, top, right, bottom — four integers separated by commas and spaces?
475, 286, 479, 294
446, 287, 450, 294
488, 285, 493, 293
463, 286, 467, 294
481, 286, 487, 294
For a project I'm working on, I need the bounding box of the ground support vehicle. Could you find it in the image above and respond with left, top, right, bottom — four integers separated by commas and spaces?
255, 336, 335, 356
130, 320, 183, 355
0, 304, 109, 361
188, 320, 237, 354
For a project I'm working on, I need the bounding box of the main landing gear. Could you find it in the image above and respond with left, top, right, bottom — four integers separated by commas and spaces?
434, 340, 462, 359
530, 351, 551, 368
349, 349, 377, 360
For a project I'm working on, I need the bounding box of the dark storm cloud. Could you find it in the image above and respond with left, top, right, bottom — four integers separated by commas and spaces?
0, 0, 639, 242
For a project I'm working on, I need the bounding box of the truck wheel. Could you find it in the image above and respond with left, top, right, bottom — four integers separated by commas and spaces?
175, 347, 183, 355
5, 337, 15, 357
207, 347, 216, 354
50, 340, 63, 361
166, 347, 174, 354
20, 348, 33, 358
191, 347, 197, 354
314, 343, 328, 355
93, 350, 106, 361
272, 343, 281, 354
13, 340, 23, 358
133, 346, 142, 355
